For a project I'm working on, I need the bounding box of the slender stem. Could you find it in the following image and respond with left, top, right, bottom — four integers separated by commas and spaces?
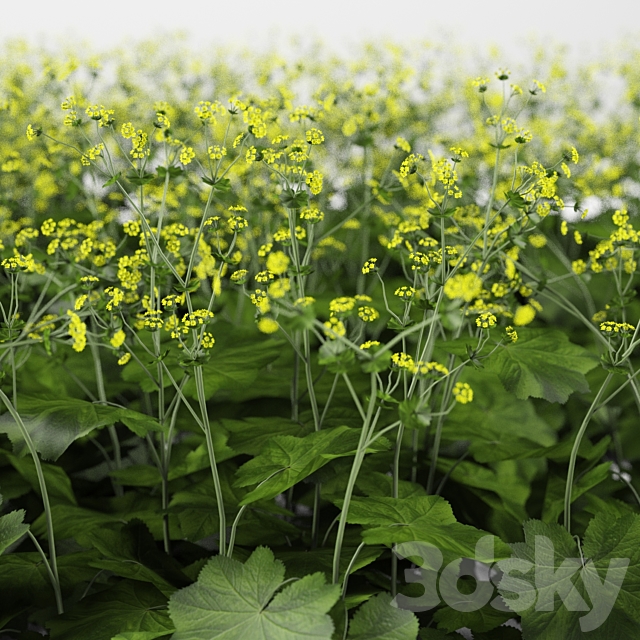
391, 421, 405, 597
563, 372, 614, 533
89, 325, 123, 497
341, 542, 366, 600
193, 365, 226, 554
0, 389, 62, 613
332, 374, 377, 584
227, 505, 247, 558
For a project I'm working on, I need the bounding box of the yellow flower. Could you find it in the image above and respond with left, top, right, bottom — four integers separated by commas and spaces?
180, 146, 195, 165
118, 353, 131, 366
67, 310, 87, 352
514, 304, 536, 326
443, 273, 483, 302
528, 234, 547, 248
323, 316, 346, 340
394, 286, 416, 300
505, 326, 518, 342
266, 251, 290, 275
257, 317, 279, 334
110, 330, 126, 348
74, 295, 88, 310
357, 306, 379, 322
305, 128, 324, 145
362, 258, 378, 274
476, 313, 497, 329
453, 382, 473, 404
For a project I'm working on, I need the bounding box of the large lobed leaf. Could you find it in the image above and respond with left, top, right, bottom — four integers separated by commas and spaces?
497, 515, 640, 639
168, 546, 340, 639
484, 328, 598, 403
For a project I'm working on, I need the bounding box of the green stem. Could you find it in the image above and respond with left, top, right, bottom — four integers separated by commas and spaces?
193, 365, 226, 554
332, 374, 377, 584
563, 372, 614, 534
0, 389, 63, 613
391, 421, 405, 597
89, 325, 123, 497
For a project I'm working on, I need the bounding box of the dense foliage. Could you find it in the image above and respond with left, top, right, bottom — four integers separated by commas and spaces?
1, 36, 640, 639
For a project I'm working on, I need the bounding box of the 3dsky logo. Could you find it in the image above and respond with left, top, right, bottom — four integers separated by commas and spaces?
392, 534, 629, 633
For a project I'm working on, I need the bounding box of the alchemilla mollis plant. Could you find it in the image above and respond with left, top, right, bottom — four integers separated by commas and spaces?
1, 36, 640, 639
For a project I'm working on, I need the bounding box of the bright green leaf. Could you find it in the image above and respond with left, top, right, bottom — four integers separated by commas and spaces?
484, 328, 598, 403
344, 496, 512, 563
234, 426, 381, 505
168, 546, 340, 639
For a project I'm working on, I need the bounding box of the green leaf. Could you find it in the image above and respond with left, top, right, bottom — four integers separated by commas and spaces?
442, 371, 556, 462
102, 172, 122, 187
126, 171, 156, 186
76, 519, 191, 594
168, 546, 340, 639
542, 462, 611, 524
202, 176, 231, 191
497, 517, 640, 639
222, 416, 311, 456
436, 457, 540, 523
47, 580, 174, 640
432, 600, 512, 633
275, 546, 385, 582
183, 339, 286, 400
0, 396, 164, 461
30, 504, 121, 539
156, 165, 184, 178
234, 426, 385, 505
279, 187, 309, 209
347, 592, 419, 639
399, 396, 431, 431
110, 464, 163, 487
0, 494, 29, 554
0, 551, 98, 619
485, 328, 599, 403
503, 190, 528, 210
2, 451, 76, 504
344, 496, 512, 563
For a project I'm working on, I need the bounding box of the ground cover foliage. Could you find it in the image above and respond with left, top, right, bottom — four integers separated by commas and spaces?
1, 35, 640, 638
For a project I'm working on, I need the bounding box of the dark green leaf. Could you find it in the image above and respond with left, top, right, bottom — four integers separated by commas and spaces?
47, 580, 174, 640
347, 592, 419, 639
0, 495, 29, 554
76, 519, 191, 593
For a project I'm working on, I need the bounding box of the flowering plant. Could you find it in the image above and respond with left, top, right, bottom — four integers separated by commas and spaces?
0, 37, 640, 639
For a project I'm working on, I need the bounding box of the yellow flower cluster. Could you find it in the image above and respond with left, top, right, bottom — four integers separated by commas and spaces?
323, 316, 346, 340
66, 310, 86, 352
476, 312, 497, 329
410, 360, 449, 377
300, 207, 324, 224
362, 258, 378, 274
391, 352, 414, 370
306, 128, 324, 145
357, 306, 379, 322
453, 382, 473, 404
395, 286, 416, 300
443, 272, 483, 302
600, 321, 635, 333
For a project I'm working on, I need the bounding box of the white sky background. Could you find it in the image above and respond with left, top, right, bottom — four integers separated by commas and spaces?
2, 0, 640, 69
